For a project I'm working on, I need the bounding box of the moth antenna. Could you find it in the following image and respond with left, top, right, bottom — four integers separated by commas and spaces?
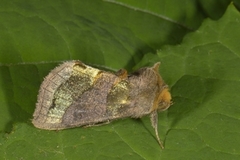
150, 111, 164, 149
152, 62, 161, 72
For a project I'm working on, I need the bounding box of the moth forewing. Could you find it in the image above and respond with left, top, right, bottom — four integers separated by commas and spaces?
32, 60, 172, 148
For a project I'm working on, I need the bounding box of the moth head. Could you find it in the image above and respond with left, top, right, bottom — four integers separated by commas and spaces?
151, 62, 172, 112
157, 87, 172, 112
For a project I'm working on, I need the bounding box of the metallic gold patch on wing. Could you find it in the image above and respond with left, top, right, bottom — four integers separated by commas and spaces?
46, 62, 101, 124
33, 61, 74, 125
107, 80, 129, 117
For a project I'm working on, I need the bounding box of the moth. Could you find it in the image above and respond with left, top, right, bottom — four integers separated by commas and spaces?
32, 60, 172, 148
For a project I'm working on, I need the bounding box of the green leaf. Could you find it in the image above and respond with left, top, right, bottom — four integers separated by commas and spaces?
138, 4, 240, 160
0, 0, 239, 160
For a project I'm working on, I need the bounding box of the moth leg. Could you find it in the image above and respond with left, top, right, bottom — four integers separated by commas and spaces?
83, 120, 111, 128
150, 111, 164, 149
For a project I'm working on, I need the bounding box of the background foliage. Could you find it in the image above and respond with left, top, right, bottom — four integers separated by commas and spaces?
1, 0, 240, 159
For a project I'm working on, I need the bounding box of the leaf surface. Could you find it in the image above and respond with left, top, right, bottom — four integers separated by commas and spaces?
0, 1, 239, 160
